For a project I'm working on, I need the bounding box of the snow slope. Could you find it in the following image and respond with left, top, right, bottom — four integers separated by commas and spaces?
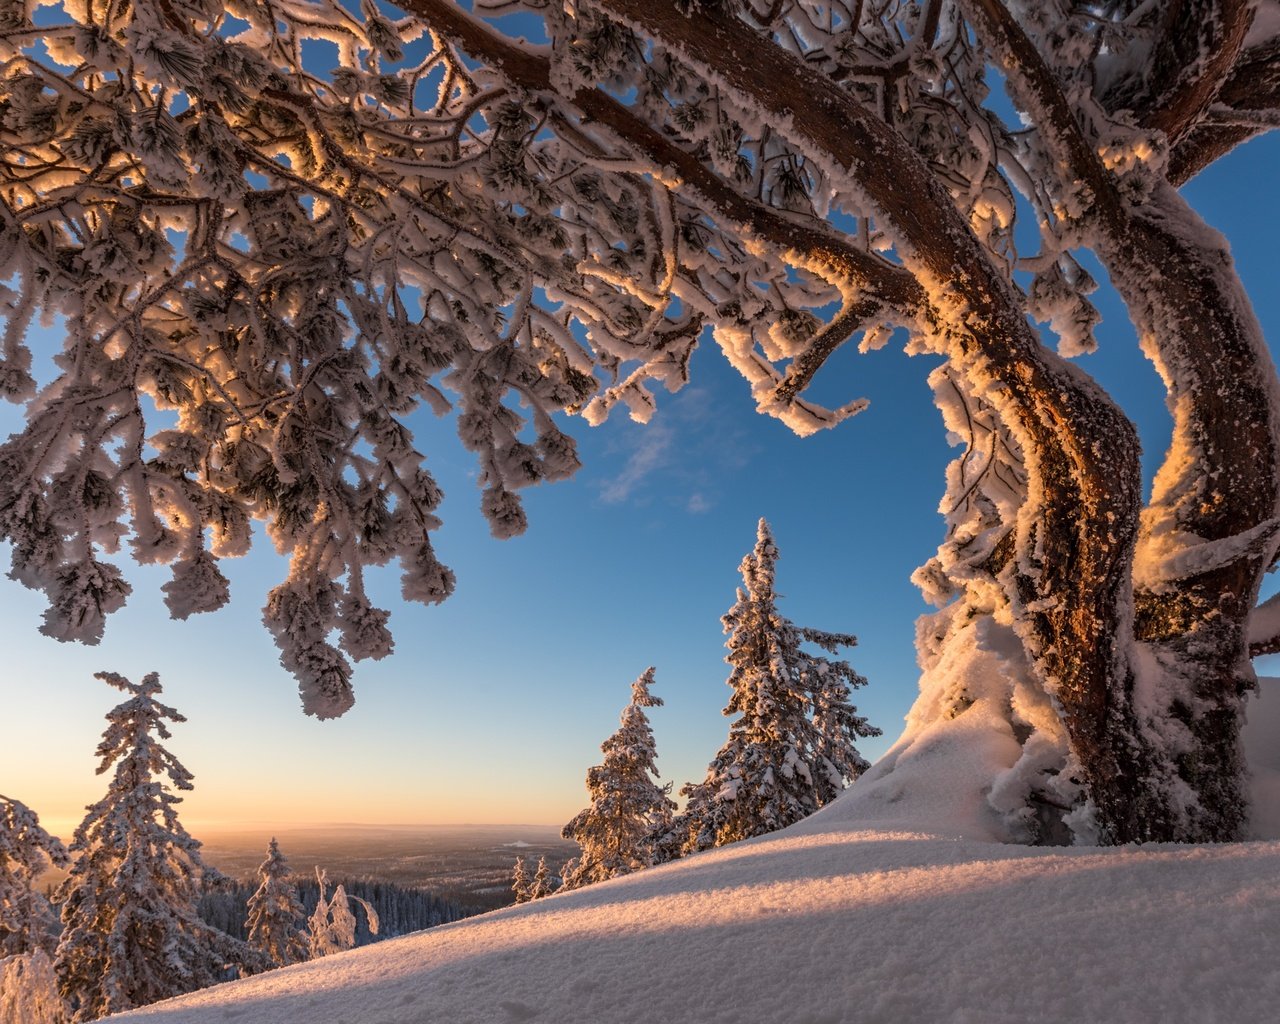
112, 820, 1280, 1023
113, 679, 1280, 1024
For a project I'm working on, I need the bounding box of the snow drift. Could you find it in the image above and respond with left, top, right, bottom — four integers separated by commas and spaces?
111, 679, 1280, 1024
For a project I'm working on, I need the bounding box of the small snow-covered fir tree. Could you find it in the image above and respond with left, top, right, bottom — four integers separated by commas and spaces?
807, 650, 880, 808
677, 520, 879, 852
510, 857, 531, 904
53, 672, 247, 1021
306, 869, 378, 959
244, 839, 308, 970
561, 668, 676, 889
0, 797, 70, 1024
528, 857, 555, 901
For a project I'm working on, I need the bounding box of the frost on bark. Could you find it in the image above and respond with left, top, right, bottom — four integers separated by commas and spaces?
561, 667, 676, 889
2, 0, 1279, 842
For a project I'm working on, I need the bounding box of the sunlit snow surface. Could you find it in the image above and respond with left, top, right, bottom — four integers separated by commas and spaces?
114, 680, 1280, 1024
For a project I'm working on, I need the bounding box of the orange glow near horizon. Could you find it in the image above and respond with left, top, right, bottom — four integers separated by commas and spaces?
20, 785, 574, 844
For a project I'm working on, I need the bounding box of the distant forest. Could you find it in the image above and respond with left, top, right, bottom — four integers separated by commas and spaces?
199, 877, 472, 949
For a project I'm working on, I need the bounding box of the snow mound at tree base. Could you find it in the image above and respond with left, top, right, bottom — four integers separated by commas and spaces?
114, 820, 1280, 1023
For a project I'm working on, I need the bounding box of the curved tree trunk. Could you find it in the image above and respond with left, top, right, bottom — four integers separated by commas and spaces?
1102, 186, 1280, 839
945, 0, 1280, 842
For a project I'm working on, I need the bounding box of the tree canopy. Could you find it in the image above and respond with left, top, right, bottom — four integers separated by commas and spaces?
2, 1, 1279, 843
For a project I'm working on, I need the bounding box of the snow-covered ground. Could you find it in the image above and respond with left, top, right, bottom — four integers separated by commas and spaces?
114, 679, 1280, 1024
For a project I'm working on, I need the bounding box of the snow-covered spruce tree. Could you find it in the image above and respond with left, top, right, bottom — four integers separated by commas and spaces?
53, 672, 248, 1021
0, 797, 68, 958
306, 869, 378, 959
0, 798, 69, 1024
510, 857, 532, 905
675, 520, 878, 852
244, 838, 308, 971
528, 857, 555, 901
561, 667, 676, 889
2, 2, 1279, 844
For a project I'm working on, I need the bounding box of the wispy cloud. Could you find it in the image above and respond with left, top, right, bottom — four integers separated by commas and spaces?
599, 422, 673, 504
595, 385, 754, 509
675, 386, 714, 421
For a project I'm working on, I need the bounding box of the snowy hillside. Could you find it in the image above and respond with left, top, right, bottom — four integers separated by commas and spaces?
114, 679, 1280, 1024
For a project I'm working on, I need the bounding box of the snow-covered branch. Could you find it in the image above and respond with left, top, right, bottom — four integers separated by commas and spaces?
959, 0, 1126, 237
1168, 38, 1280, 182
1133, 0, 1256, 145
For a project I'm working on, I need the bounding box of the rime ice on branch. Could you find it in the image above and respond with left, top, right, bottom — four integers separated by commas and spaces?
2, 1, 1279, 842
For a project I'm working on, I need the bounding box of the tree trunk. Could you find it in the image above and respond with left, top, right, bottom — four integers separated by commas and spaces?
1103, 186, 1280, 840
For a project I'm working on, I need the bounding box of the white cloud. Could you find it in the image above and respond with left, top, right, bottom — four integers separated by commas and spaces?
599, 422, 673, 504
687, 493, 711, 513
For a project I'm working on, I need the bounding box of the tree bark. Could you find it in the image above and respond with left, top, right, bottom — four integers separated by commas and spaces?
1104, 187, 1280, 839
1168, 40, 1280, 184
966, 0, 1280, 838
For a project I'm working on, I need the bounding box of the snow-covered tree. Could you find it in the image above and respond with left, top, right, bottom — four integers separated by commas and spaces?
244, 839, 308, 970
0, 797, 67, 958
3, 1, 1280, 844
0, 797, 70, 1024
306, 869, 378, 959
528, 857, 555, 901
561, 668, 676, 889
0, 949, 65, 1024
673, 520, 878, 852
53, 672, 246, 1021
510, 857, 532, 905
809, 657, 880, 810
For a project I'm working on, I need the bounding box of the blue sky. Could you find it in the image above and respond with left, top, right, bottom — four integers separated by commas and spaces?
2, 26, 1278, 835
